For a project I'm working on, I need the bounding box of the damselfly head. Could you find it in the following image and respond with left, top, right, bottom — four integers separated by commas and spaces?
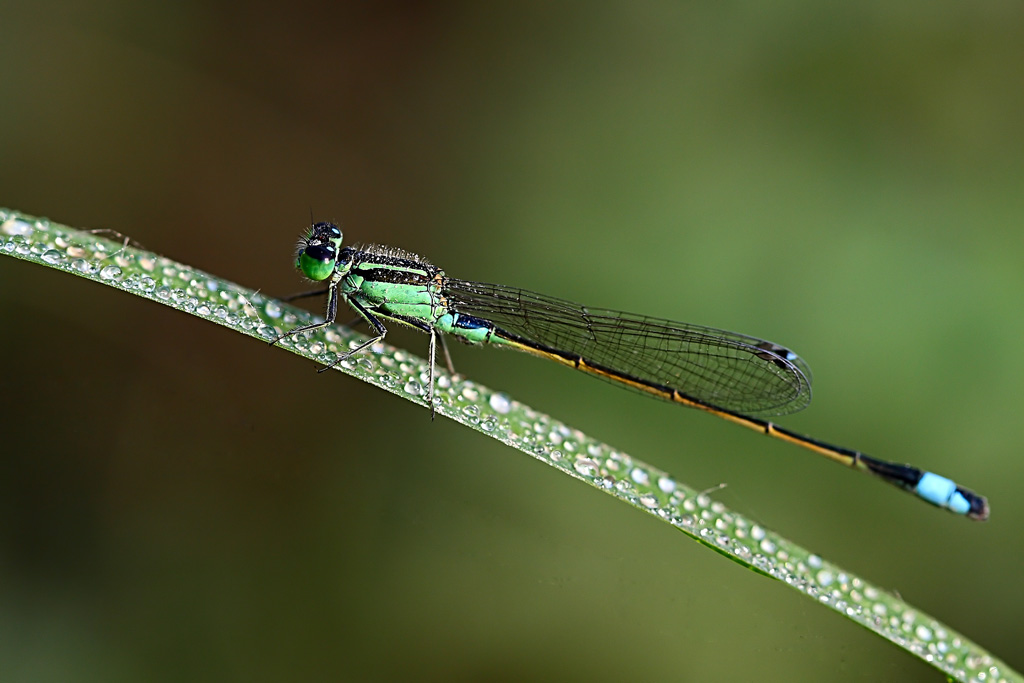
295, 221, 343, 281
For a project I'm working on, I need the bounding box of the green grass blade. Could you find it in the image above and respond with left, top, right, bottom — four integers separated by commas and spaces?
2, 208, 1017, 683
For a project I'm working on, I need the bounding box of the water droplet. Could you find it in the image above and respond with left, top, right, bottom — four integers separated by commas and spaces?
100, 265, 122, 281
2, 218, 33, 236
639, 494, 659, 508
404, 380, 423, 397
316, 329, 341, 346
265, 301, 282, 319
813, 569, 834, 587
630, 468, 649, 486
573, 457, 599, 476
41, 249, 61, 264
487, 392, 512, 414
139, 277, 156, 293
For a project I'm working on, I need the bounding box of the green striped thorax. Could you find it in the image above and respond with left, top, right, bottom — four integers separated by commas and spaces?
293, 222, 453, 331
297, 222, 345, 281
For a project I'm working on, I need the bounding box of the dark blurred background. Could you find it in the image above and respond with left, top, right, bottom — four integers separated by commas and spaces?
1, 2, 1022, 681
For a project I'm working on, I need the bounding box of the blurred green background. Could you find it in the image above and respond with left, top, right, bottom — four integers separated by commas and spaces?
1, 2, 1022, 681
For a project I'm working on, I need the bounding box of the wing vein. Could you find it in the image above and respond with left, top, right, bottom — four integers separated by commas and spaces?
444, 279, 812, 417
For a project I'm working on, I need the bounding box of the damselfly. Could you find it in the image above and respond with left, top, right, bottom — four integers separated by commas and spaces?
271, 222, 989, 520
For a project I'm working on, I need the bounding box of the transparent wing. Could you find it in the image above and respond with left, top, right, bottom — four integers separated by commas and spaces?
444, 279, 813, 417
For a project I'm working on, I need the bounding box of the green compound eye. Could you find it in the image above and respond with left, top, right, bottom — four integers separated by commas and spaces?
298, 244, 336, 281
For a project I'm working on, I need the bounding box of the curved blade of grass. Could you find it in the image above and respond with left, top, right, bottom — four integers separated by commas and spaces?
1, 208, 1017, 683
